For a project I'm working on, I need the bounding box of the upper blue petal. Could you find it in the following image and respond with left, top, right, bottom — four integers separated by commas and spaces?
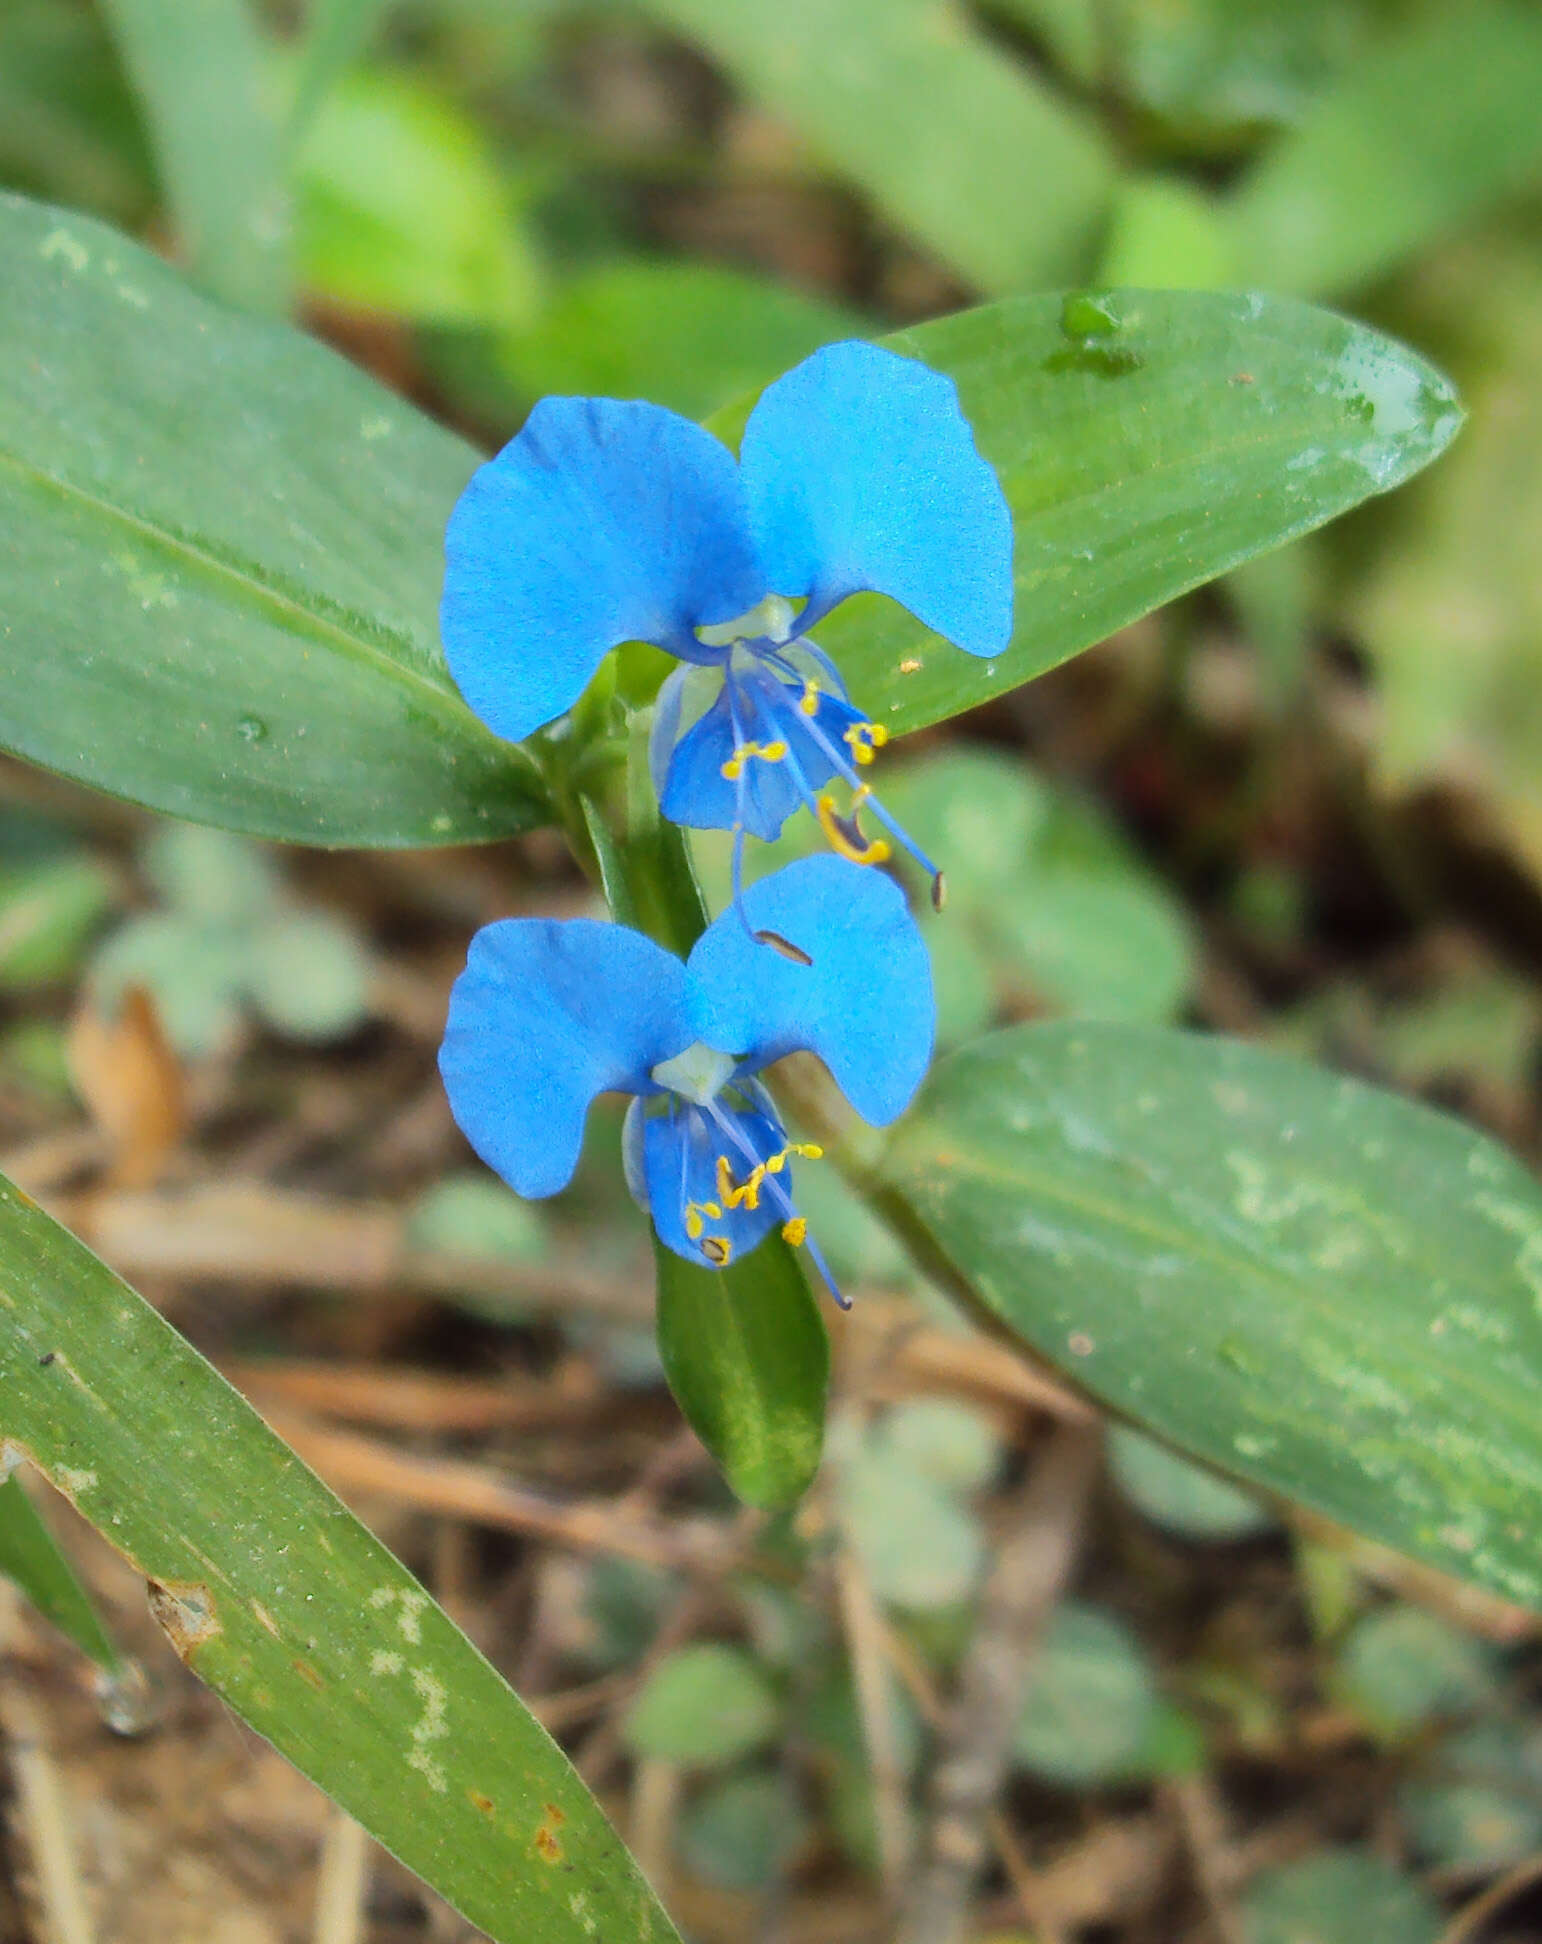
737, 341, 1013, 657
643, 1100, 785, 1267
442, 397, 766, 743
685, 854, 934, 1125
440, 917, 691, 1198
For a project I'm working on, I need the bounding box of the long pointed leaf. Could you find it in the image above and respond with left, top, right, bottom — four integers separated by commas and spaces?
711, 290, 1461, 739
98, 0, 291, 313
0, 193, 542, 846
0, 1474, 121, 1670
0, 1174, 680, 1943
879, 1023, 1542, 1610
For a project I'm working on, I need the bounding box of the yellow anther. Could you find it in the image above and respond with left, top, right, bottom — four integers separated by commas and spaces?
720, 740, 789, 782
684, 1199, 722, 1239
796, 1143, 824, 1160
781, 1217, 807, 1247
817, 790, 892, 867
799, 680, 821, 717
843, 721, 890, 767
701, 1235, 732, 1266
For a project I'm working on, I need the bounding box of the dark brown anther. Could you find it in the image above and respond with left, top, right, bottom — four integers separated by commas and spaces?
754, 929, 814, 966
931, 870, 947, 913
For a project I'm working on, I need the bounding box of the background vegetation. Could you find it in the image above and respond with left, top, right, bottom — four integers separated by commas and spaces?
3, 1, 1542, 1939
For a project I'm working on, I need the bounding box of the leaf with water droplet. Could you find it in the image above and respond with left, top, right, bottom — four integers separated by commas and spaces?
708, 289, 1460, 740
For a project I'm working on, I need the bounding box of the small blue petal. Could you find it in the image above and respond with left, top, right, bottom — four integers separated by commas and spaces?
440, 918, 690, 1199
686, 855, 934, 1125
660, 664, 870, 838
643, 1100, 785, 1267
738, 341, 1013, 656
442, 397, 765, 744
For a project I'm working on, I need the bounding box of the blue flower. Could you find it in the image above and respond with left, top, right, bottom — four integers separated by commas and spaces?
438, 856, 933, 1307
443, 340, 1012, 912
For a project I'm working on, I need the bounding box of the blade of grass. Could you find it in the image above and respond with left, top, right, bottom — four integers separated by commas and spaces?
0, 1174, 681, 1944
98, 0, 290, 312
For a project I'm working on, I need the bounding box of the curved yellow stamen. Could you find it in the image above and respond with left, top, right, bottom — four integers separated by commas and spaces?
701, 1235, 732, 1266
715, 1142, 823, 1213
817, 789, 892, 867
799, 679, 821, 717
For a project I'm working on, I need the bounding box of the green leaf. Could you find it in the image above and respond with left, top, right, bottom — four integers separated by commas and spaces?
1347, 239, 1542, 882
90, 913, 249, 1058
98, 0, 290, 314
0, 0, 154, 222
882, 753, 1194, 1024
877, 1399, 1000, 1494
984, 790, 1196, 1023
1097, 175, 1236, 289
406, 1172, 549, 1267
654, 1237, 828, 1510
678, 1767, 806, 1891
1401, 1721, 1542, 1871
286, 0, 394, 147
711, 291, 1461, 741
1108, 1426, 1274, 1542
0, 854, 113, 991
1012, 1602, 1159, 1785
142, 823, 279, 923
642, 0, 1115, 293
1106, 0, 1373, 154
622, 1644, 779, 1767
501, 259, 867, 423
1229, 1, 1542, 298
878, 1021, 1542, 1609
0, 1475, 122, 1670
293, 65, 544, 329
986, 0, 1101, 89
1334, 1603, 1498, 1740
1239, 1850, 1442, 1944
840, 1433, 986, 1611
246, 910, 372, 1042
0, 193, 544, 846
0, 1174, 680, 1943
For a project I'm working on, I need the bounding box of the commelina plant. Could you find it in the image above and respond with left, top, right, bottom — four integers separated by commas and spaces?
441, 341, 1014, 919
438, 854, 933, 1305
438, 342, 1006, 1291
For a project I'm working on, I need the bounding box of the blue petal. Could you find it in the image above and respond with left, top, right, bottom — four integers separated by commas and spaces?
440, 918, 690, 1198
643, 1101, 785, 1267
660, 663, 870, 838
738, 341, 1013, 656
686, 855, 934, 1125
442, 397, 766, 743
